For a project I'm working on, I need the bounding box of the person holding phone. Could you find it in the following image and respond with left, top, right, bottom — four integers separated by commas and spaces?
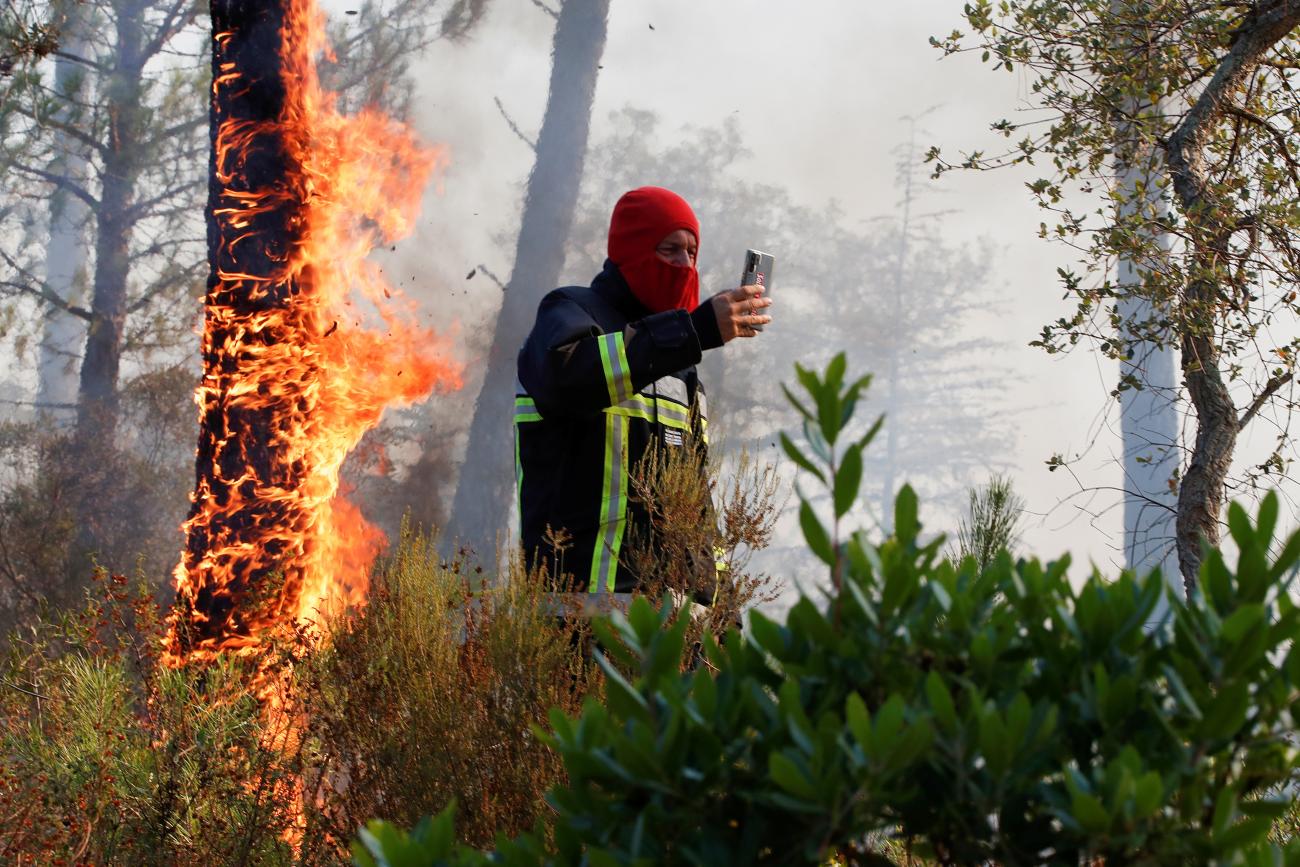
514, 186, 772, 602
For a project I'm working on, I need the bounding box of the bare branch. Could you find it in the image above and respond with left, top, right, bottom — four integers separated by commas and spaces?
8, 102, 104, 156
0, 246, 95, 320
6, 159, 99, 209
528, 0, 559, 19
137, 0, 195, 66
1221, 103, 1300, 190
2, 678, 49, 701
476, 263, 507, 291
494, 96, 537, 151
1239, 370, 1295, 430
50, 49, 106, 74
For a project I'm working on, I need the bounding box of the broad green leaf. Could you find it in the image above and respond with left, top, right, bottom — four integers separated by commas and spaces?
1222, 603, 1265, 644
1200, 681, 1250, 741
1133, 771, 1163, 819
801, 500, 835, 565
858, 413, 885, 451
846, 692, 872, 755
769, 752, 818, 801
894, 485, 920, 542
781, 382, 815, 422
1258, 491, 1280, 544
1070, 790, 1110, 834
834, 444, 863, 518
925, 671, 957, 732
780, 432, 826, 483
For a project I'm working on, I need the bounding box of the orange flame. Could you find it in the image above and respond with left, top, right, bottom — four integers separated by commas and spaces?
168, 0, 460, 664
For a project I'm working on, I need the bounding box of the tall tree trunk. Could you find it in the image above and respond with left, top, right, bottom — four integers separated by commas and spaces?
174, 0, 302, 653
1116, 286, 1180, 584
1164, 2, 1300, 592
1110, 14, 1180, 595
70, 0, 145, 560
37, 0, 92, 423
447, 0, 610, 555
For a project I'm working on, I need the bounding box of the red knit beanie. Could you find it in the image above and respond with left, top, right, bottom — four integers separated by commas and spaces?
607, 187, 700, 313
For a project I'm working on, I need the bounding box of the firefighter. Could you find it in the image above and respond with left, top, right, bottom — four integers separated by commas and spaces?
514, 187, 771, 605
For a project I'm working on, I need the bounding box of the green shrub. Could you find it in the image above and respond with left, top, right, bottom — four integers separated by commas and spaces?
357, 355, 1300, 866
299, 527, 600, 858
0, 572, 299, 865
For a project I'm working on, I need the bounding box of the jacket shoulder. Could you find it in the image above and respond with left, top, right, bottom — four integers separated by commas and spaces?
539, 284, 619, 328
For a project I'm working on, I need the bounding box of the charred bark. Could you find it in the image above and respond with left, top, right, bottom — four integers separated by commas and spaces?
447, 0, 610, 555
1165, 0, 1300, 593
173, 0, 305, 653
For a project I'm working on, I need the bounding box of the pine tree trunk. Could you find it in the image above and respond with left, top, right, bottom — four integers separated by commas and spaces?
37, 0, 91, 423
447, 0, 610, 555
173, 0, 300, 651
70, 0, 145, 561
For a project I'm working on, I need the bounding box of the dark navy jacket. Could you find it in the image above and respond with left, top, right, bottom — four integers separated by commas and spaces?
515, 261, 719, 594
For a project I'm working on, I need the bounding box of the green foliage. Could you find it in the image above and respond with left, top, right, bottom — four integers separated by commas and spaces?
360, 355, 1300, 866
0, 573, 298, 865
930, 1, 1300, 484
954, 473, 1024, 570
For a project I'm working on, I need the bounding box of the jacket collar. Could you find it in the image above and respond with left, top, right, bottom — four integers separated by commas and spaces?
593, 259, 652, 321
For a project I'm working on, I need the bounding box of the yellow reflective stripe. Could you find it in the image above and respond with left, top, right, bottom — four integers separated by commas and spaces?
514, 395, 542, 423
589, 411, 629, 593
598, 332, 633, 407
604, 395, 690, 431
513, 396, 539, 526
699, 414, 709, 445
654, 399, 689, 430
514, 419, 524, 526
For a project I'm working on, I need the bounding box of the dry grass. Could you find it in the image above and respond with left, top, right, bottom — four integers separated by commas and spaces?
298, 526, 600, 857
624, 443, 784, 654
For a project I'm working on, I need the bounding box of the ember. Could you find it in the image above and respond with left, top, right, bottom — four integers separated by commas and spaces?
167, 0, 461, 664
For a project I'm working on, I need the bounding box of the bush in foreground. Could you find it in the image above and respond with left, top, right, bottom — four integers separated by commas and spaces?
357, 356, 1300, 866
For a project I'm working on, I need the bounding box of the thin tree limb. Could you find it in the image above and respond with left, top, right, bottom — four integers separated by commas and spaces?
7, 159, 99, 208
495, 96, 537, 151
476, 263, 507, 290
1239, 370, 1295, 430
529, 0, 559, 19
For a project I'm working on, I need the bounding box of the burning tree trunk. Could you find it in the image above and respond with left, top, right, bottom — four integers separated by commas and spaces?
447, 0, 610, 555
170, 0, 459, 660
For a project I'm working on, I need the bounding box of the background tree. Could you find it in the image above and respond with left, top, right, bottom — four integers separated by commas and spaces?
955, 473, 1026, 570
448, 0, 611, 556
934, 0, 1300, 591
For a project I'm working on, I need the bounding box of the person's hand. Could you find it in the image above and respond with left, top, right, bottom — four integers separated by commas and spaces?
709, 283, 772, 343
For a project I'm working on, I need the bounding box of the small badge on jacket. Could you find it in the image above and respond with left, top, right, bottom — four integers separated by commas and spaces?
664, 429, 684, 447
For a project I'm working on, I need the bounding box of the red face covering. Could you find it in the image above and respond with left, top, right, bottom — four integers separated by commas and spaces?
607, 187, 700, 314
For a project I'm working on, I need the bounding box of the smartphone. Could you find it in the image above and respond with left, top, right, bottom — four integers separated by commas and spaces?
740, 249, 775, 331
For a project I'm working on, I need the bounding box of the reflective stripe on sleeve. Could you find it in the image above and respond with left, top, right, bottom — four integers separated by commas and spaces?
589, 410, 629, 593
514, 395, 542, 423
514, 394, 540, 530
597, 332, 633, 407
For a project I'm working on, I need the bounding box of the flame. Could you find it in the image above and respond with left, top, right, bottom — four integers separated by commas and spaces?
167, 0, 460, 664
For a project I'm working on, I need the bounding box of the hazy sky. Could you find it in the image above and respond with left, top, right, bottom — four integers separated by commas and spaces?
402, 0, 1135, 572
